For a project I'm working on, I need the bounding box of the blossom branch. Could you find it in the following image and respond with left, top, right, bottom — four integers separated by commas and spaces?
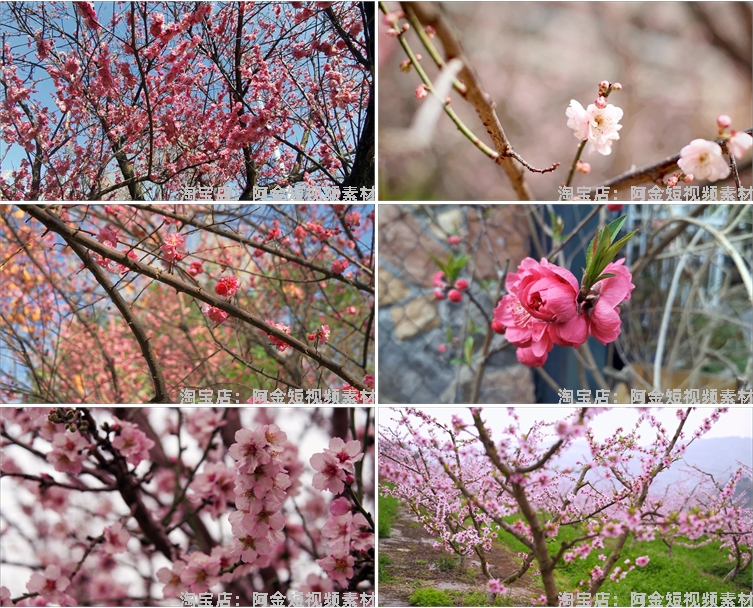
18, 206, 368, 390
589, 127, 752, 196
401, 2, 559, 199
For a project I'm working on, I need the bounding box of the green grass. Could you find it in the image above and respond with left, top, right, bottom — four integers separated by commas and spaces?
379, 554, 394, 583
408, 588, 517, 607
492, 513, 750, 599
435, 554, 460, 571
379, 484, 399, 538
409, 588, 454, 606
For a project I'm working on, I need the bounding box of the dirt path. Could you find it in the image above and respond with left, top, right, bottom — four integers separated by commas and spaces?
379, 505, 542, 607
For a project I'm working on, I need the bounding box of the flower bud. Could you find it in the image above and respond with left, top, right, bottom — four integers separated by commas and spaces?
455, 279, 469, 291
344, 474, 355, 485
576, 160, 591, 174
399, 60, 411, 74
401, 23, 410, 32
611, 82, 622, 91
448, 235, 461, 245
666, 175, 679, 188
595, 96, 607, 109
683, 173, 694, 184
434, 288, 446, 300
415, 84, 428, 100
491, 319, 506, 334
607, 204, 624, 211
415, 54, 423, 61
717, 114, 732, 129
448, 289, 463, 303
438, 343, 447, 353
598, 80, 609, 93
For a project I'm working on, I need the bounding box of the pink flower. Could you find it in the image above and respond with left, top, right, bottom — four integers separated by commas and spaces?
215, 275, 240, 298
229, 427, 270, 471
102, 522, 130, 555
324, 437, 363, 474
415, 85, 428, 100
180, 552, 220, 593
311, 451, 348, 494
156, 561, 185, 599
579, 259, 634, 345
331, 259, 349, 274
487, 579, 507, 594
566, 99, 624, 155
97, 226, 118, 246
635, 555, 650, 567
317, 553, 355, 587
187, 261, 204, 276
46, 430, 89, 475
515, 258, 580, 324
345, 212, 361, 227
678, 139, 730, 182
26, 564, 70, 604
160, 232, 185, 262
345, 306, 358, 315
263, 319, 292, 352
448, 235, 462, 245
729, 131, 753, 158
363, 374, 374, 388
111, 419, 155, 466
74, 1, 100, 29
330, 496, 352, 516
203, 306, 228, 325
316, 325, 330, 344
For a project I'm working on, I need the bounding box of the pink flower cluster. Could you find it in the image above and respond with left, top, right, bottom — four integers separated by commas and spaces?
331, 259, 349, 274
308, 324, 330, 344
94, 225, 138, 273
25, 564, 74, 606
310, 437, 364, 495
493, 257, 634, 367
203, 305, 229, 325
313, 441, 372, 587
160, 232, 185, 263
228, 425, 291, 568
46, 429, 90, 475
111, 418, 155, 466
214, 275, 240, 298
264, 319, 292, 352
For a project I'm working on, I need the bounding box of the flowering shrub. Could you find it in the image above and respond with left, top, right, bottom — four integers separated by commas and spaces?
0, 407, 375, 605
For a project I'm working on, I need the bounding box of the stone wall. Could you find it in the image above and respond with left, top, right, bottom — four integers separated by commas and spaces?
378, 204, 536, 403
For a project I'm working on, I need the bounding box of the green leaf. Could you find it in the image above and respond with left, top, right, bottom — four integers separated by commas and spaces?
586, 235, 596, 269
605, 229, 638, 262
449, 358, 465, 365
428, 253, 449, 279
594, 273, 617, 282
463, 336, 474, 366
445, 327, 454, 343
468, 317, 476, 336
606, 215, 627, 242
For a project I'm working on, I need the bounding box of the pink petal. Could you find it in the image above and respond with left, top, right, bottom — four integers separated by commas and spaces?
589, 303, 622, 344
550, 315, 588, 347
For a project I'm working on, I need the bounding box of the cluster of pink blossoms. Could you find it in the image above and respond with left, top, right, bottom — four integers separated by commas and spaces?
566, 81, 624, 156
227, 425, 292, 571
46, 429, 90, 475
310, 439, 373, 587
308, 324, 331, 344
94, 225, 138, 273
110, 417, 155, 466
214, 275, 240, 298
493, 257, 634, 367
264, 319, 292, 352
331, 259, 349, 274
160, 232, 185, 263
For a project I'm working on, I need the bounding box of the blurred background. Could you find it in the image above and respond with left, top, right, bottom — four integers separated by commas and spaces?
378, 2, 753, 200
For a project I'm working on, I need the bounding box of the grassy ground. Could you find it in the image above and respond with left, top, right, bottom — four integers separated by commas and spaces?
493, 514, 751, 601
379, 483, 399, 538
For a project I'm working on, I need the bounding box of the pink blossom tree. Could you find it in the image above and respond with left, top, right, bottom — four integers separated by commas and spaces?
0, 406, 375, 605
1, 1, 373, 200
0, 204, 374, 403
379, 407, 750, 606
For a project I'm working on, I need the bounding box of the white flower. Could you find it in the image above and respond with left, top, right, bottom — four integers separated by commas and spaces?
566, 99, 590, 141
566, 99, 624, 156
728, 131, 753, 158
677, 139, 730, 182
